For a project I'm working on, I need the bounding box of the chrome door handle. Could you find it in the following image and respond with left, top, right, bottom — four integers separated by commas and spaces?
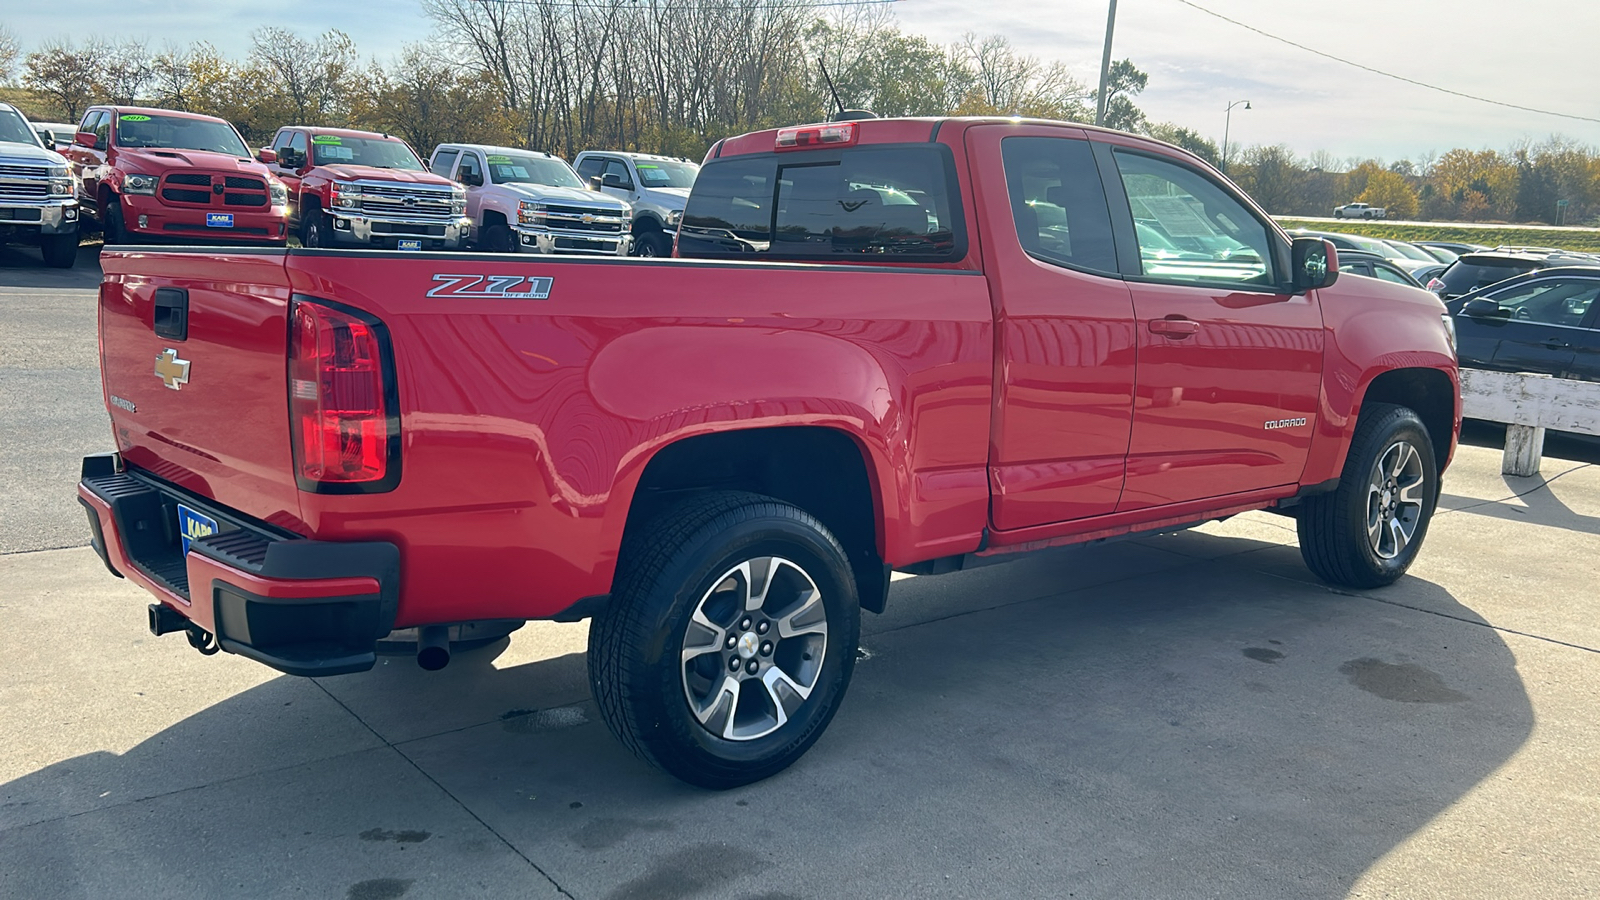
1148, 317, 1200, 337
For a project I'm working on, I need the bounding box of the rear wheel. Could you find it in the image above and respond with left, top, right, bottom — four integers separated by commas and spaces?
588, 491, 860, 788
1298, 403, 1439, 588
636, 231, 672, 258
40, 232, 78, 268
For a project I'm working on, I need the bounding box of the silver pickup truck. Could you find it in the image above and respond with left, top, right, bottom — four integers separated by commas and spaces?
0, 102, 80, 268
429, 143, 631, 255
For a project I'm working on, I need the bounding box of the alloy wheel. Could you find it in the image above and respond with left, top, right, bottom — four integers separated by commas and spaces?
1366, 440, 1426, 560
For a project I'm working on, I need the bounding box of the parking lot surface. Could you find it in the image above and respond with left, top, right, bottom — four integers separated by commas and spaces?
2, 259, 1597, 899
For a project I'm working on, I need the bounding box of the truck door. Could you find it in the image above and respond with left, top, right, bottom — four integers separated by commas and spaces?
1475, 275, 1595, 377
70, 110, 110, 212
453, 150, 486, 221
268, 129, 308, 217
967, 125, 1138, 529
1098, 143, 1324, 510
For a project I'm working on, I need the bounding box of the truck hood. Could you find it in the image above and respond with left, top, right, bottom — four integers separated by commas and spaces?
637, 186, 690, 207
0, 140, 68, 166
317, 165, 455, 187
500, 182, 629, 210
115, 147, 269, 175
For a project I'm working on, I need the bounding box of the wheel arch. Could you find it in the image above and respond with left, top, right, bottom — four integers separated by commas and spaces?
1358, 367, 1457, 472
619, 426, 891, 614
632, 211, 665, 235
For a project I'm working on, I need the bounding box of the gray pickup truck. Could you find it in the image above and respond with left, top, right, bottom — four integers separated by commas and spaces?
0, 102, 80, 268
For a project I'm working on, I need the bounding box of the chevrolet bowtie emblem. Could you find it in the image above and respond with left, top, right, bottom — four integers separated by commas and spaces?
154, 348, 191, 390
581, 213, 595, 224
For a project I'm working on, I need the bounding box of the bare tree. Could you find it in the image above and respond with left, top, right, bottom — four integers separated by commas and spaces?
97, 38, 155, 105
0, 25, 22, 87
249, 27, 358, 125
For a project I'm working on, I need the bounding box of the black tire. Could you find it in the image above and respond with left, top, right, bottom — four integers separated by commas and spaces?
588, 491, 860, 788
482, 222, 515, 253
301, 207, 330, 248
1298, 403, 1439, 588
102, 196, 126, 244
635, 231, 672, 258
40, 232, 78, 268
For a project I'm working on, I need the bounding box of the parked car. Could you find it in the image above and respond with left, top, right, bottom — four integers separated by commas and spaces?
83, 115, 1460, 788
1291, 229, 1432, 273
0, 102, 80, 267
429, 143, 631, 255
1412, 243, 1460, 263
1446, 266, 1600, 382
1415, 240, 1487, 258
1383, 239, 1443, 267
261, 126, 468, 251
573, 150, 699, 257
32, 122, 78, 151
1426, 248, 1600, 300
1333, 202, 1385, 219
1336, 250, 1424, 287
1410, 262, 1449, 286
63, 105, 289, 245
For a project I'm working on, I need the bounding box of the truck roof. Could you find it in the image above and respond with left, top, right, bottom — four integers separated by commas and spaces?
434, 143, 557, 159
578, 150, 694, 163
92, 104, 233, 125
285, 126, 407, 142
710, 116, 1211, 171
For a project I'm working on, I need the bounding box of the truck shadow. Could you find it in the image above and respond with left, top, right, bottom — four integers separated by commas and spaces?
0, 242, 102, 287
2, 539, 1534, 900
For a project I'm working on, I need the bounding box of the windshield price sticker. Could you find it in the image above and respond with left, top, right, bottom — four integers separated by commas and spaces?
312, 135, 342, 144
487, 155, 513, 164
119, 114, 151, 122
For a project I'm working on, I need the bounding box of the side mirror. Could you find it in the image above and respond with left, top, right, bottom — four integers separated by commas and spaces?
257, 148, 278, 165
587, 175, 603, 192
75, 131, 97, 149
602, 172, 630, 190
1291, 237, 1339, 292
462, 170, 483, 187
1462, 297, 1509, 319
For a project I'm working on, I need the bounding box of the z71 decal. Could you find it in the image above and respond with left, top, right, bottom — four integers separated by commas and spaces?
427, 274, 554, 300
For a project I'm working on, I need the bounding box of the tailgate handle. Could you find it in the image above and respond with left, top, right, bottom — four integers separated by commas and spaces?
152, 288, 189, 341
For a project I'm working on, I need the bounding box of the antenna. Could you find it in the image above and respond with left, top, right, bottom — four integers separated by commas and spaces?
818, 57, 846, 121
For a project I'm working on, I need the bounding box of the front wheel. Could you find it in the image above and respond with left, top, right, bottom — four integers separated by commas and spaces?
40, 232, 78, 268
635, 231, 672, 258
1298, 403, 1439, 588
588, 491, 860, 788
481, 222, 515, 253
301, 209, 330, 248
102, 197, 127, 244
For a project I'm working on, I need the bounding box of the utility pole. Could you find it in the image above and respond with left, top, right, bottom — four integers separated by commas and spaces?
1095, 0, 1119, 127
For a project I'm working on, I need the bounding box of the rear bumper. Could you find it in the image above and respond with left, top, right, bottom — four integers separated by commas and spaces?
78, 453, 399, 677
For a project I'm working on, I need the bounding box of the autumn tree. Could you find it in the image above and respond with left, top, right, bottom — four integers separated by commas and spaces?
358, 45, 508, 153
1144, 122, 1219, 167
1357, 169, 1419, 219
23, 39, 103, 123
0, 26, 21, 86
1429, 148, 1518, 221
97, 38, 154, 105
1232, 145, 1301, 215
248, 27, 358, 126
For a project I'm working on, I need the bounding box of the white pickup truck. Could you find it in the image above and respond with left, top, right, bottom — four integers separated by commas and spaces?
428, 143, 632, 255
573, 150, 699, 257
0, 102, 80, 268
1333, 202, 1386, 219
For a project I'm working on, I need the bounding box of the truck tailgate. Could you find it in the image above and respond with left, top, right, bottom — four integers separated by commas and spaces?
98, 248, 304, 531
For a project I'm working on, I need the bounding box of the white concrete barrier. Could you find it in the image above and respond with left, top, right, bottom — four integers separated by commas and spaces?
1459, 368, 1600, 476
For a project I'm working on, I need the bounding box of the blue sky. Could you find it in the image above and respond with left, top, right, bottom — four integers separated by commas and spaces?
9, 0, 1600, 162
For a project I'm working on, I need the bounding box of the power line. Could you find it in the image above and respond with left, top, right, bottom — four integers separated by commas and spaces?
1173, 0, 1600, 125
465, 0, 901, 8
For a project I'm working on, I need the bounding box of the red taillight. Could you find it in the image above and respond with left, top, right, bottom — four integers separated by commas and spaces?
289, 299, 395, 489
775, 122, 857, 150
1425, 277, 1446, 293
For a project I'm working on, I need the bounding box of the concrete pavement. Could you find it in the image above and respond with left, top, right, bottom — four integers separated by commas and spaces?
2, 441, 1596, 899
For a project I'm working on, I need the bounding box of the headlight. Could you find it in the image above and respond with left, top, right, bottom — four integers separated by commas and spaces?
1441, 314, 1457, 357
667, 209, 682, 227
268, 178, 288, 207
123, 173, 158, 195
451, 186, 466, 215
49, 176, 74, 197
331, 181, 360, 208
518, 200, 545, 227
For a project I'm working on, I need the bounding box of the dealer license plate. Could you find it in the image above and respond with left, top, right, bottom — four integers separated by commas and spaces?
176, 504, 218, 554
396, 239, 422, 251
206, 212, 234, 228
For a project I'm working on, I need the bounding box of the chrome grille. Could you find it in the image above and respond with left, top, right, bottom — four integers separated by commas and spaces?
0, 181, 49, 200
357, 184, 454, 220
543, 204, 626, 234
0, 163, 50, 178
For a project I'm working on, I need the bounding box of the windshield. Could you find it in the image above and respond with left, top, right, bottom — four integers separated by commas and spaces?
311, 134, 425, 170
485, 153, 583, 188
1345, 235, 1396, 256
635, 159, 698, 188
0, 109, 44, 148
116, 113, 249, 156
1385, 241, 1435, 262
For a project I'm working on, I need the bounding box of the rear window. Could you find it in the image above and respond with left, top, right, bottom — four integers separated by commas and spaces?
1439, 257, 1538, 296
677, 144, 964, 262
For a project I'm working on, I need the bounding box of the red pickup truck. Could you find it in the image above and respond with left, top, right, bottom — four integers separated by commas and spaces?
80, 117, 1459, 788
63, 105, 289, 244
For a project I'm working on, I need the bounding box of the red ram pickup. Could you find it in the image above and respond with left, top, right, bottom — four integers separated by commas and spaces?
258, 126, 470, 251
63, 106, 289, 244
80, 117, 1460, 788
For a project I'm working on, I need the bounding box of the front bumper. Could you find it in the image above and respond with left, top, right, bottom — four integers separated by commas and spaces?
0, 199, 79, 235
326, 212, 472, 250
514, 225, 631, 256
78, 453, 399, 677
119, 193, 289, 243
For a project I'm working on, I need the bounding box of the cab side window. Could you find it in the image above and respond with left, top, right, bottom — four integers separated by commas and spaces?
455, 152, 482, 185
1484, 279, 1599, 327
602, 159, 632, 187
85, 111, 111, 149
271, 130, 295, 157
1000, 136, 1119, 275
1112, 150, 1278, 288
430, 149, 460, 178
575, 156, 604, 181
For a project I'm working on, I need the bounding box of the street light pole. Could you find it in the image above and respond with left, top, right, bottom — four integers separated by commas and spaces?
1095, 0, 1119, 127
1221, 99, 1251, 172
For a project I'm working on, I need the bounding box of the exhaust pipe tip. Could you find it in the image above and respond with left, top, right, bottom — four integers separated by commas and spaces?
416, 625, 451, 671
